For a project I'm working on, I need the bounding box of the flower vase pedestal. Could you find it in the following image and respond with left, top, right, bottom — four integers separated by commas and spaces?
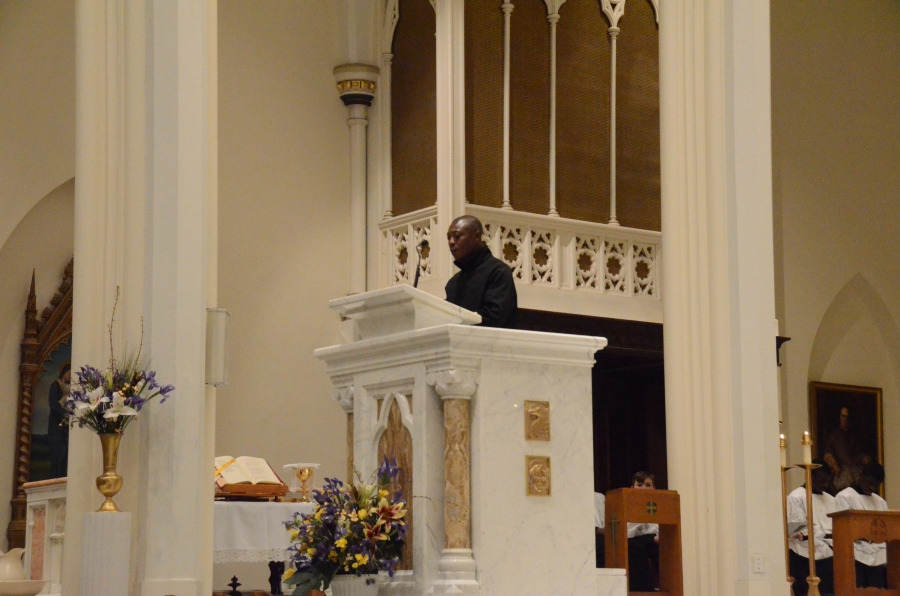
330, 574, 378, 596
316, 286, 611, 596
80, 433, 131, 596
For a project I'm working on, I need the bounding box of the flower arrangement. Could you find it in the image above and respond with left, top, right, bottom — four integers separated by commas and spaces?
65, 291, 174, 434
283, 458, 407, 595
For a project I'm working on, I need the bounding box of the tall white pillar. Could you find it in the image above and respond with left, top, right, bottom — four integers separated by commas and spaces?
434, 0, 466, 279
334, 64, 378, 295
659, 1, 788, 595
65, 2, 217, 595
65, 1, 152, 593
136, 2, 217, 595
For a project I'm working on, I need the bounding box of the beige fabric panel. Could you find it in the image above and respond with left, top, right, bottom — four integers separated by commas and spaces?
615, 0, 661, 231
391, 0, 437, 216
465, 0, 505, 207
556, 0, 613, 222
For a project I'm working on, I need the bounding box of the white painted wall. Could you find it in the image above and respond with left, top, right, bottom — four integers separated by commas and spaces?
0, 0, 75, 252
772, 1, 900, 504
0, 180, 74, 552
215, 2, 351, 586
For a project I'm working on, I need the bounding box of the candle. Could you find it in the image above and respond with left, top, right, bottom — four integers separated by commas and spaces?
780, 434, 787, 467
801, 431, 812, 465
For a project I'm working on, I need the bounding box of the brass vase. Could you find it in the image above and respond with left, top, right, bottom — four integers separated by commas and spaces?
96, 433, 124, 512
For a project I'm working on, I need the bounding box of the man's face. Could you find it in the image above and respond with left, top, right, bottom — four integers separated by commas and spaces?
63, 371, 71, 383
447, 221, 483, 262
633, 477, 654, 489
840, 407, 850, 430
811, 469, 831, 494
860, 475, 880, 496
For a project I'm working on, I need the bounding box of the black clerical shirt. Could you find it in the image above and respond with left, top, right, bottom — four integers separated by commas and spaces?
445, 246, 517, 328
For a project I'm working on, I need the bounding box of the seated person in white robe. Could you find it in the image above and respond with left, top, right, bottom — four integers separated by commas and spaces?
595, 492, 606, 567
834, 462, 888, 589
627, 471, 659, 592
787, 459, 836, 595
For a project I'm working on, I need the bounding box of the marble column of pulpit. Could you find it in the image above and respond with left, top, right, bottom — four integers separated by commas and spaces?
315, 285, 607, 596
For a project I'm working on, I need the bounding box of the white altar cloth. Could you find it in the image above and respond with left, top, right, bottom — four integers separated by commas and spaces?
213, 501, 316, 563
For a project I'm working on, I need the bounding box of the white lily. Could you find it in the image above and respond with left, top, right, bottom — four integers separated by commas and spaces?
104, 393, 138, 420
76, 386, 110, 412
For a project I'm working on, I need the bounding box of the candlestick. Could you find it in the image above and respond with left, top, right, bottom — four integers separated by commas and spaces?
780, 450, 795, 594
802, 462, 821, 596
801, 431, 812, 465
780, 434, 787, 468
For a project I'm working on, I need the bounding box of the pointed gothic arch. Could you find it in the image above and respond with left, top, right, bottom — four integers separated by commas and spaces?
808, 273, 900, 383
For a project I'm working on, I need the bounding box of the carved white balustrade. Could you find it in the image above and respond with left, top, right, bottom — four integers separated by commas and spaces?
379, 205, 661, 316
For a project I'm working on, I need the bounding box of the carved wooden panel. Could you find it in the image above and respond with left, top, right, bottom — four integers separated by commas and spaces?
7, 259, 73, 549
377, 395, 414, 569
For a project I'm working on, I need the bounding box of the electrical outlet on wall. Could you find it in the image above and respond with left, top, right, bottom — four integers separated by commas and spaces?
752, 553, 765, 574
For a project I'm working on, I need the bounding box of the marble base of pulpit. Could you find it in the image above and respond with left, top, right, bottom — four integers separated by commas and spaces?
315, 286, 608, 596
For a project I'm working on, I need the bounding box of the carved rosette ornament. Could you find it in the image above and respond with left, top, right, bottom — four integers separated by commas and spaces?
426, 369, 479, 555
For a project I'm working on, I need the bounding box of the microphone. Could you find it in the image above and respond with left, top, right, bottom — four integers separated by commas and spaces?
413, 240, 429, 287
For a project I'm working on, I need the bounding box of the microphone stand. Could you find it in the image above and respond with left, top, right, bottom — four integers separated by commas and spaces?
413, 240, 428, 288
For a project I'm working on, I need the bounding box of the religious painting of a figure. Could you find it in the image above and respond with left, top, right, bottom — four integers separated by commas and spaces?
30, 343, 72, 481
809, 382, 883, 495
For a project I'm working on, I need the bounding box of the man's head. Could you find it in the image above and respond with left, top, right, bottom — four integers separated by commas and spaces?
632, 471, 654, 489
59, 362, 71, 384
859, 462, 885, 496
811, 458, 832, 494
447, 215, 485, 262
839, 406, 850, 430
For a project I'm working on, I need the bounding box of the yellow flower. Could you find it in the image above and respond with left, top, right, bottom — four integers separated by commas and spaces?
282, 568, 295, 580
379, 489, 389, 499
290, 529, 299, 541
329, 550, 338, 562
307, 547, 316, 556
335, 538, 348, 549
355, 553, 369, 566
358, 508, 368, 520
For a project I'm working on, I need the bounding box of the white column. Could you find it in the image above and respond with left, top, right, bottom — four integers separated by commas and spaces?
543, 0, 565, 217
136, 2, 217, 595
501, 2, 513, 211
335, 64, 379, 295
434, 0, 466, 279
380, 52, 394, 219
660, 1, 788, 595
65, 1, 151, 593
601, 0, 625, 226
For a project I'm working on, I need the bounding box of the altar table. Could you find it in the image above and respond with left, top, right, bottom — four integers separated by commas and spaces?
213, 501, 315, 564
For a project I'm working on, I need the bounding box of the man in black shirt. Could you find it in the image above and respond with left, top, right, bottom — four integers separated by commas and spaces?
444, 215, 517, 328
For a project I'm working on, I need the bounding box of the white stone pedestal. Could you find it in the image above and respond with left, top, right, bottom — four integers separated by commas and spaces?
596, 568, 627, 596
80, 512, 131, 596
315, 286, 606, 596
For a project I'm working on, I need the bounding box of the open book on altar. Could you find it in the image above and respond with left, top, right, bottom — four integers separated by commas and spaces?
215, 455, 288, 498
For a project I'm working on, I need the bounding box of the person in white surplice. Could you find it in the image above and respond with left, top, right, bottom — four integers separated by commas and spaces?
594, 492, 606, 567
627, 471, 659, 591
834, 462, 888, 589
787, 459, 836, 595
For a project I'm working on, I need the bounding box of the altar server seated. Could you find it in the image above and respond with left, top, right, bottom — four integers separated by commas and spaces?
834, 462, 888, 588
595, 492, 606, 567
787, 459, 836, 595
627, 471, 659, 592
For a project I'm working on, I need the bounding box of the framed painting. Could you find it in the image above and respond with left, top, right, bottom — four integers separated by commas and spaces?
809, 381, 883, 495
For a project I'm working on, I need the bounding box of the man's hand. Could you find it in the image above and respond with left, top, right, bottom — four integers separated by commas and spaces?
824, 453, 840, 475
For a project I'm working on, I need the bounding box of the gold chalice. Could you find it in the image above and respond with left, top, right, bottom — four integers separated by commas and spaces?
296, 467, 314, 503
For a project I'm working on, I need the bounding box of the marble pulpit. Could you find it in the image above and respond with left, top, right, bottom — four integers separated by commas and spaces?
315, 285, 608, 595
